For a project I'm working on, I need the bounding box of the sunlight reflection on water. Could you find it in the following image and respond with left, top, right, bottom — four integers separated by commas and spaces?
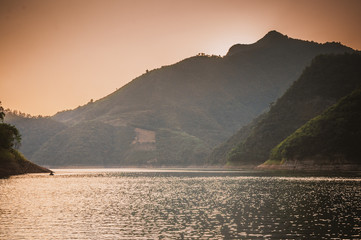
0, 169, 360, 239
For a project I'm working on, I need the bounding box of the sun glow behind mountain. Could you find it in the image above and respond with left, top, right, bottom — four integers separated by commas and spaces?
0, 0, 360, 116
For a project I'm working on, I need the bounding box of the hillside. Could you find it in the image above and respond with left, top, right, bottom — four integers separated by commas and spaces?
4, 112, 67, 159
207, 113, 266, 166
264, 88, 361, 170
214, 53, 361, 166
32, 121, 135, 167
8, 31, 354, 167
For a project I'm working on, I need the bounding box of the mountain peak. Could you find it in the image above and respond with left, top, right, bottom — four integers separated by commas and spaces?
226, 30, 289, 56
255, 30, 289, 46
262, 30, 288, 40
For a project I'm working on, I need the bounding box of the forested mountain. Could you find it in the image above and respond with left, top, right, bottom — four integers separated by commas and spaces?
212, 53, 361, 166
267, 88, 361, 170
6, 31, 354, 167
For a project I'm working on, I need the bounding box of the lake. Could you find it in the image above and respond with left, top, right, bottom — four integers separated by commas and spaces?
0, 169, 360, 239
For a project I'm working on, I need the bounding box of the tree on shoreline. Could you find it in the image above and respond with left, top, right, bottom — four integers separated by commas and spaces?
0, 101, 21, 150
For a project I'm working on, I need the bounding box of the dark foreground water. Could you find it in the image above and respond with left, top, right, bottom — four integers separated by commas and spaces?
0, 169, 360, 239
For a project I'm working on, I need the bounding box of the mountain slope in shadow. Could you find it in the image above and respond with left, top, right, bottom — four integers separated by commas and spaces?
214, 53, 361, 167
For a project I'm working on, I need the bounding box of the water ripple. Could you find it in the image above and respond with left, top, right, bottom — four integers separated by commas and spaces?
0, 170, 360, 239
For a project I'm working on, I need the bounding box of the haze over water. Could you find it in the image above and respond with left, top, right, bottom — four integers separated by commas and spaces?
0, 169, 360, 239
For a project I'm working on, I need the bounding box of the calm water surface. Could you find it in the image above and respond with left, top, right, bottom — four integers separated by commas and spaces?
0, 169, 360, 239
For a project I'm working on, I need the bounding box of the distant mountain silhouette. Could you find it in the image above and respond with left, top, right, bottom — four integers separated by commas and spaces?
212, 53, 361, 167
6, 31, 355, 167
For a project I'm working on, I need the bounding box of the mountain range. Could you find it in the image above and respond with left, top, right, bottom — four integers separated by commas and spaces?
5, 30, 356, 167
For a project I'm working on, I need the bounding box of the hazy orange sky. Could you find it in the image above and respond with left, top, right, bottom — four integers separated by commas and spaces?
1, 0, 361, 116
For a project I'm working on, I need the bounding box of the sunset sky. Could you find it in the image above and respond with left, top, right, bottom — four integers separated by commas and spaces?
1, 0, 361, 116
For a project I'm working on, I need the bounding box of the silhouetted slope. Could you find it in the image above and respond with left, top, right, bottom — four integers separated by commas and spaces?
267, 88, 361, 169
9, 31, 355, 166
219, 53, 361, 166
